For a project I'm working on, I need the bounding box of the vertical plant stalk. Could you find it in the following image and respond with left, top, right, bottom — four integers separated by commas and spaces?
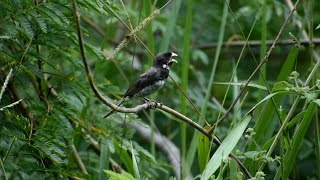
0, 159, 8, 180
71, 144, 88, 174
257, 0, 268, 105
143, 0, 157, 157
185, 0, 230, 173
205, 0, 230, 120
180, 0, 193, 178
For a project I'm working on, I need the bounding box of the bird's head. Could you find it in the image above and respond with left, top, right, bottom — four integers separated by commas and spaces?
153, 52, 178, 69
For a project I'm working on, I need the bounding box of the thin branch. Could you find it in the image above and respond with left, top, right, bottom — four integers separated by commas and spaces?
13, 38, 33, 79
169, 76, 210, 127
0, 159, 8, 180
35, 34, 51, 113
159, 0, 175, 11
0, 69, 13, 102
194, 38, 320, 49
0, 69, 36, 138
71, 144, 88, 174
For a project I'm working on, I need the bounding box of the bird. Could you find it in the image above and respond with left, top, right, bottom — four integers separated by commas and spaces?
104, 52, 178, 118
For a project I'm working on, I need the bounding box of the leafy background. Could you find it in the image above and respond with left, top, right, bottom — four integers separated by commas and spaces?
0, 0, 320, 179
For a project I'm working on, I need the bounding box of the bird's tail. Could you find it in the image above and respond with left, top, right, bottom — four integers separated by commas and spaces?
104, 98, 125, 118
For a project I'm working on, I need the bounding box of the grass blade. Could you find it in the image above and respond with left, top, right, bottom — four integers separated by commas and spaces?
180, 0, 193, 177
201, 115, 251, 180
186, 0, 230, 171
131, 142, 141, 180
198, 130, 210, 172
98, 142, 109, 180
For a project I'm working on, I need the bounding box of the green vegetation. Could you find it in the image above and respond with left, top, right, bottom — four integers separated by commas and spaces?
0, 0, 320, 179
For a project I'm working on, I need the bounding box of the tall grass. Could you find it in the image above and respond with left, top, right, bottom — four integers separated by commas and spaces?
186, 0, 230, 174
180, 0, 193, 178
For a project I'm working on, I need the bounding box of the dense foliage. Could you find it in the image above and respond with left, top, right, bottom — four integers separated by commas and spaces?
0, 0, 320, 179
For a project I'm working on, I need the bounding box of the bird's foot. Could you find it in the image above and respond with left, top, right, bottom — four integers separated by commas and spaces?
143, 98, 158, 109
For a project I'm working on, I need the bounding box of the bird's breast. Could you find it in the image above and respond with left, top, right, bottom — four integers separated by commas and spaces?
132, 80, 165, 98
155, 80, 165, 87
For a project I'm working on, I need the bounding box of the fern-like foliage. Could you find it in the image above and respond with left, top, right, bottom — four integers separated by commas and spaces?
0, 0, 164, 179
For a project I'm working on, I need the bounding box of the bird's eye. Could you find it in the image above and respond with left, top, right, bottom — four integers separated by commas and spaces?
162, 64, 167, 69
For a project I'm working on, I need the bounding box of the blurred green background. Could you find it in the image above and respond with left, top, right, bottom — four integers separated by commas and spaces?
1, 0, 320, 179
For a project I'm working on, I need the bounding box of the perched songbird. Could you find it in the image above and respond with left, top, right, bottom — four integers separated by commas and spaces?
104, 52, 178, 118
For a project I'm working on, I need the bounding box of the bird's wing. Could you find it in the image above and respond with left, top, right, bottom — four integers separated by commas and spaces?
123, 67, 159, 97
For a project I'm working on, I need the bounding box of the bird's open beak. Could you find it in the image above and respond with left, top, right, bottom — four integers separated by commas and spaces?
169, 52, 178, 64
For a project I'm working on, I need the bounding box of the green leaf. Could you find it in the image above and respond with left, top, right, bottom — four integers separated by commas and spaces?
229, 159, 238, 180
316, 24, 320, 30
243, 92, 284, 117
99, 141, 109, 180
19, 162, 44, 172
131, 141, 141, 180
23, 61, 44, 80
84, 44, 107, 61
243, 151, 259, 159
272, 81, 294, 92
17, 16, 34, 38
37, 4, 69, 26
114, 140, 134, 175
198, 130, 210, 172
213, 82, 267, 91
313, 99, 320, 107
286, 110, 305, 128
201, 116, 251, 180
193, 49, 209, 65
35, 5, 62, 26
133, 142, 156, 164
29, 11, 47, 33
33, 142, 63, 164
104, 170, 135, 180
304, 92, 317, 102
277, 47, 298, 82
80, 0, 108, 15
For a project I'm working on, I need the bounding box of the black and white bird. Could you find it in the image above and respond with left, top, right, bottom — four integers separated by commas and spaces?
104, 52, 178, 118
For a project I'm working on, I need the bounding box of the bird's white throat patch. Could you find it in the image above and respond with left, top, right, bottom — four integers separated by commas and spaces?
162, 64, 170, 70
